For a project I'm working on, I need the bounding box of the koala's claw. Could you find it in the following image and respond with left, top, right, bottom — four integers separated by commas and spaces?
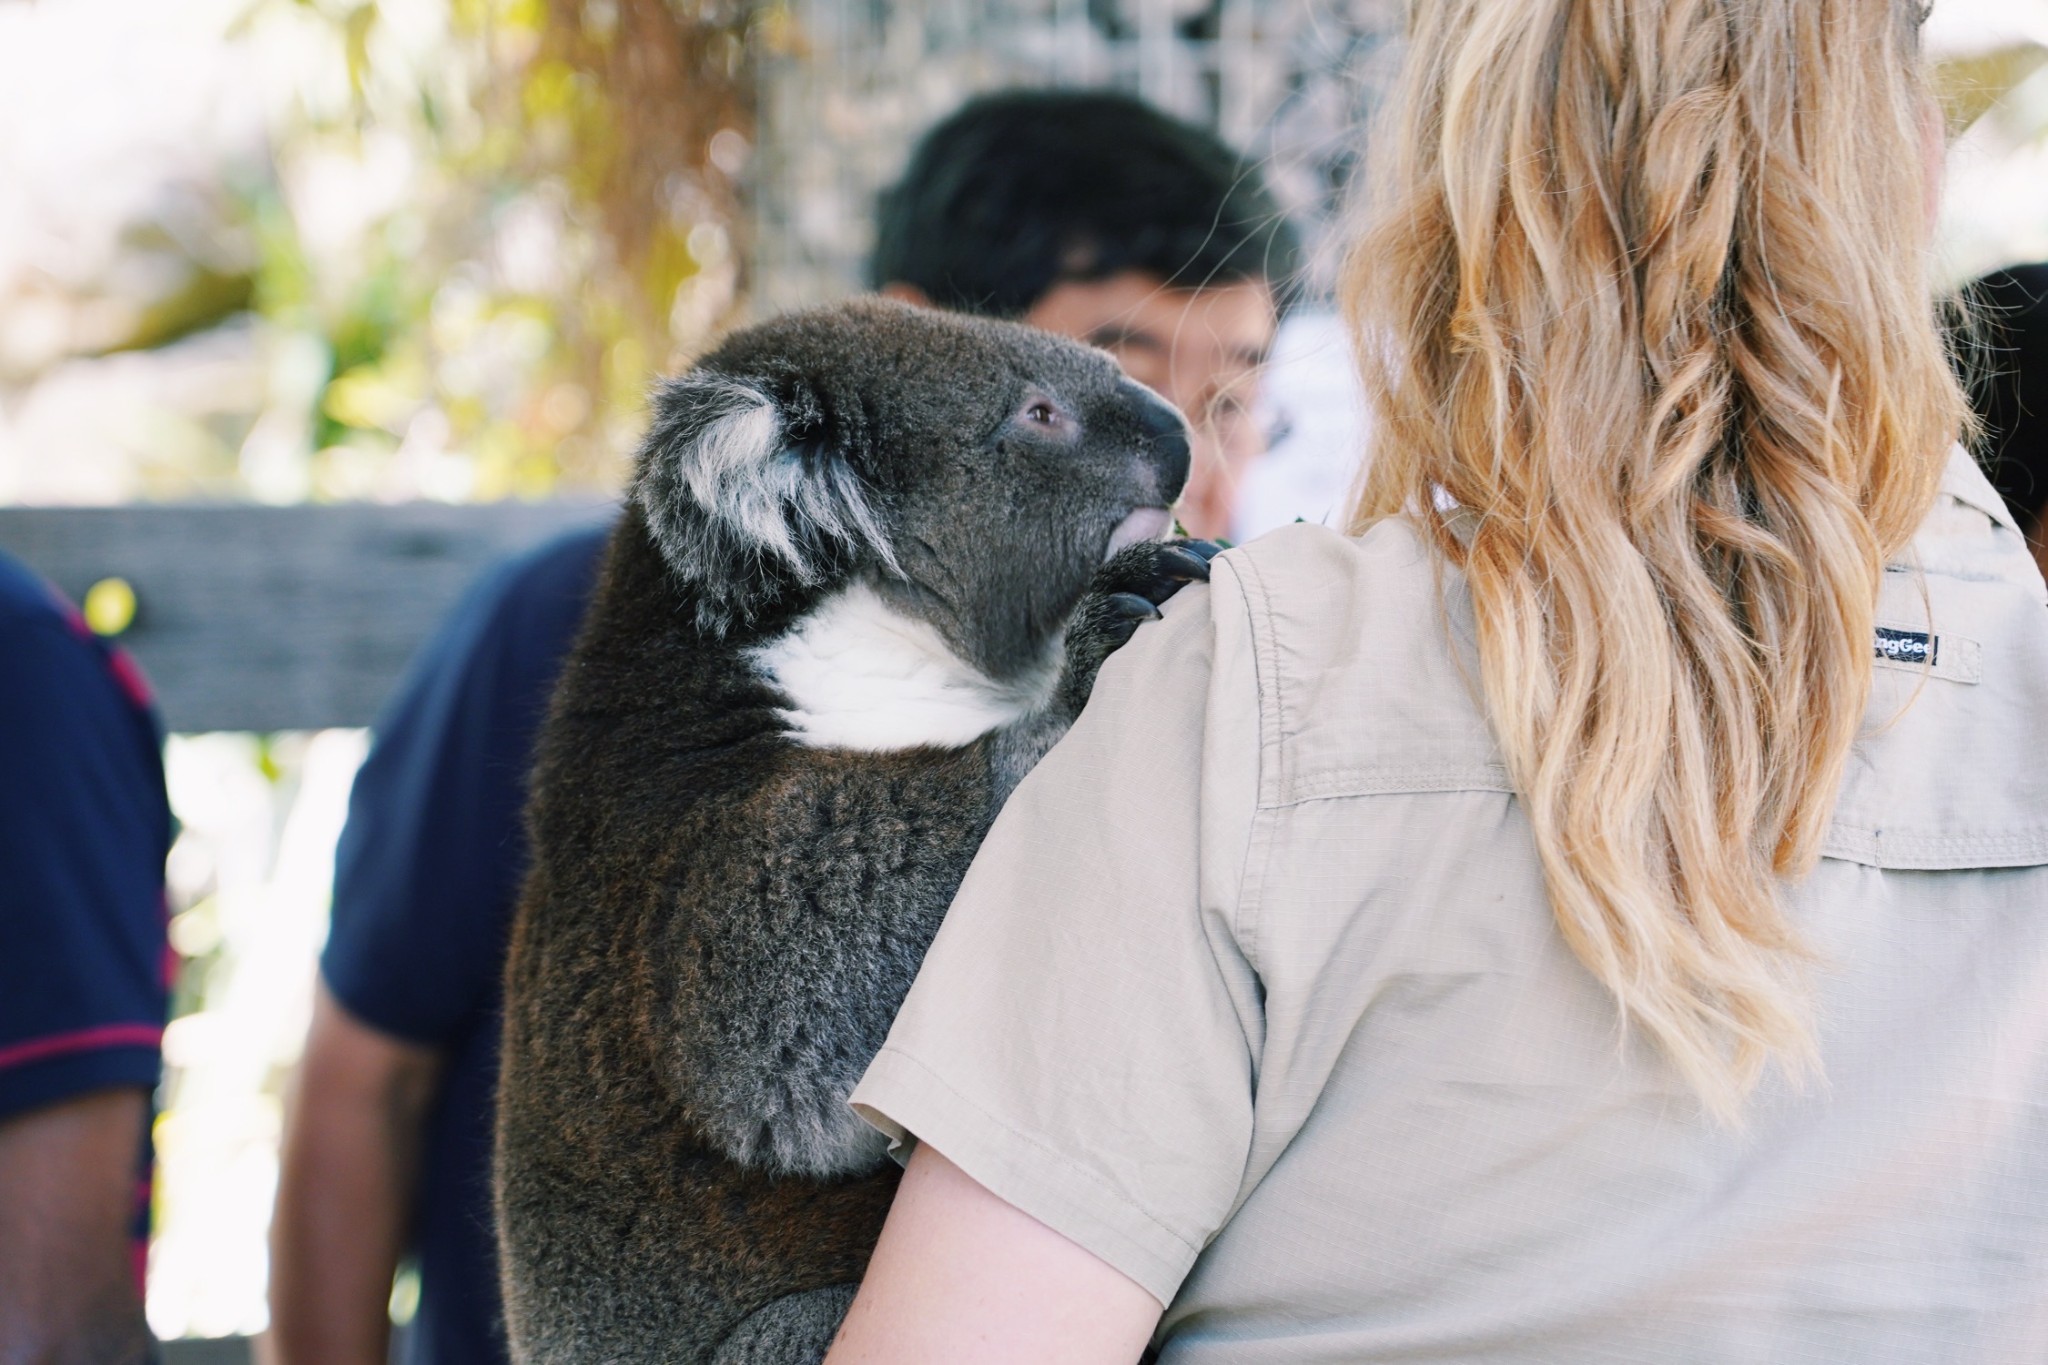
1093, 537, 1222, 605
1089, 593, 1161, 655
1154, 544, 1216, 582
1058, 537, 1222, 714
1107, 591, 1165, 622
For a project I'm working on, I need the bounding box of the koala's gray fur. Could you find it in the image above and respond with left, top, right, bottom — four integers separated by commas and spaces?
494, 299, 1200, 1363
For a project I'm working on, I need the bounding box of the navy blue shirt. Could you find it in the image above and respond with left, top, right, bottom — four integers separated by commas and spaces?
322, 524, 610, 1365
0, 548, 171, 1285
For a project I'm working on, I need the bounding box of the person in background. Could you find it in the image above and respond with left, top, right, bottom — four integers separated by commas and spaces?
264, 86, 1298, 1365
1967, 263, 2048, 578
825, 1, 2048, 1361
0, 549, 172, 1365
264, 528, 606, 1365
871, 88, 1298, 540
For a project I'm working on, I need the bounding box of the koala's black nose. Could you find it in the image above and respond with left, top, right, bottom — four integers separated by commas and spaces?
1127, 383, 1192, 497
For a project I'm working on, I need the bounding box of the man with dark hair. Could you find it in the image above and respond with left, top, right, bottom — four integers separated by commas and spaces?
877, 89, 1299, 539
267, 87, 1298, 1365
873, 90, 1296, 318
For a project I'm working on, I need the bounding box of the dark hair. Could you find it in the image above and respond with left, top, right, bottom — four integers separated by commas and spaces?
1966, 265, 2048, 533
869, 88, 1300, 318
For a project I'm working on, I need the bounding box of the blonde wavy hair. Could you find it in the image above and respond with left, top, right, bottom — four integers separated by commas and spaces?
1345, 0, 1967, 1119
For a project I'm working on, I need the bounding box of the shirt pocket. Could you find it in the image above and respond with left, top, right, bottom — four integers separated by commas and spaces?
1826, 566, 2048, 871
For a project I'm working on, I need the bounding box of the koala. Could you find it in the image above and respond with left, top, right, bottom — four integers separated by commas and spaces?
494, 298, 1208, 1364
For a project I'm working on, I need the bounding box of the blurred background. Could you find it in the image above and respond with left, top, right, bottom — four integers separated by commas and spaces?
2, 0, 2046, 1349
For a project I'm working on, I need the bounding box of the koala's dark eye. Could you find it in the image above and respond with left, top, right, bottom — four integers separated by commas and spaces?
1006, 390, 1077, 444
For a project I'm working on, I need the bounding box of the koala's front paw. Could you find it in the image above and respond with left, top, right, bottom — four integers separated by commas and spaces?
1059, 538, 1221, 711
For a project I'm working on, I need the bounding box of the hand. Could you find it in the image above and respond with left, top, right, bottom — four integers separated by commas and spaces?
1058, 539, 1221, 712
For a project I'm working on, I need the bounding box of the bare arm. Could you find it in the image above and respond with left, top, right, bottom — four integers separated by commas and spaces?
824, 1145, 1162, 1365
0, 1088, 152, 1365
263, 980, 442, 1365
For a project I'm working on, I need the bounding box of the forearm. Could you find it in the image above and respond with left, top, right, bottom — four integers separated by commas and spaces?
265, 983, 441, 1365
265, 1122, 415, 1365
0, 1089, 153, 1365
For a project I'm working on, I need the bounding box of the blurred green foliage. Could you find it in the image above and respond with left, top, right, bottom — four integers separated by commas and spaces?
226, 0, 765, 500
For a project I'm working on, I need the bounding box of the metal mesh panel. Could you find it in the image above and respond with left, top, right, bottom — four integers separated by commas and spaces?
748, 0, 1405, 314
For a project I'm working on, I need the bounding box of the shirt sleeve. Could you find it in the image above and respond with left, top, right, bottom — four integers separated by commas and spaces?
849, 556, 1266, 1306
321, 530, 606, 1047
0, 610, 170, 1122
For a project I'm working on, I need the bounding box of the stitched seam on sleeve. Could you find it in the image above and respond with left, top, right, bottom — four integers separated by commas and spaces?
868, 1045, 1205, 1258
1226, 549, 1287, 810
1217, 553, 1280, 976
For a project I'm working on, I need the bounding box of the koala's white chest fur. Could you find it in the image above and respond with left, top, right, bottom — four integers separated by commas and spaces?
748, 581, 1059, 752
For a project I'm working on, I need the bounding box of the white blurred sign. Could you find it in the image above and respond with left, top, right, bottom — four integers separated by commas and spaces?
1235, 308, 1369, 542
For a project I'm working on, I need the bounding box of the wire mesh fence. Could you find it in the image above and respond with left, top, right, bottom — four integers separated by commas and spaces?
748, 0, 1406, 315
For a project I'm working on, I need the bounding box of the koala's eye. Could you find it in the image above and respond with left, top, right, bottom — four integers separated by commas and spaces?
1009, 392, 1076, 442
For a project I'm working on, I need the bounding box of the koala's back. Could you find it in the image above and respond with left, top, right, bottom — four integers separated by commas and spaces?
495, 517, 981, 1361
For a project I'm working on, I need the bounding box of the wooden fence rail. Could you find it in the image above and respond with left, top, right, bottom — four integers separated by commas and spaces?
0, 501, 615, 734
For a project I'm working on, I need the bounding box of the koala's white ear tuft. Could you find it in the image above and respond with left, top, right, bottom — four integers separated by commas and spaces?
668, 381, 793, 556
633, 374, 894, 634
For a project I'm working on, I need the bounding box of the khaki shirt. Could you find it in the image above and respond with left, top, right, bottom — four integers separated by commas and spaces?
851, 448, 2048, 1364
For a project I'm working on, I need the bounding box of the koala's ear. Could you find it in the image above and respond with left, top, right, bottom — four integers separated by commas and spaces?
632, 373, 894, 634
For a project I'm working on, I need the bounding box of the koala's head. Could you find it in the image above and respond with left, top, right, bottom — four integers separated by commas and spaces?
632, 298, 1190, 678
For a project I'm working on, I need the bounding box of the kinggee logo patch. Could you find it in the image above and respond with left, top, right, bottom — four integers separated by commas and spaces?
1874, 626, 1937, 667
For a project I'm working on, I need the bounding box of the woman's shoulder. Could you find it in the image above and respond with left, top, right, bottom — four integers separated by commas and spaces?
1911, 445, 2048, 594
1216, 516, 1446, 645
1210, 519, 1507, 807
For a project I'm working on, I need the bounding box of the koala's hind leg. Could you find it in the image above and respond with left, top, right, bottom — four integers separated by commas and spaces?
709, 1285, 858, 1365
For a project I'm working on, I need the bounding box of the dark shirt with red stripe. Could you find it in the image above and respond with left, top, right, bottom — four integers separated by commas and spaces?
0, 548, 172, 1284
322, 524, 609, 1365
